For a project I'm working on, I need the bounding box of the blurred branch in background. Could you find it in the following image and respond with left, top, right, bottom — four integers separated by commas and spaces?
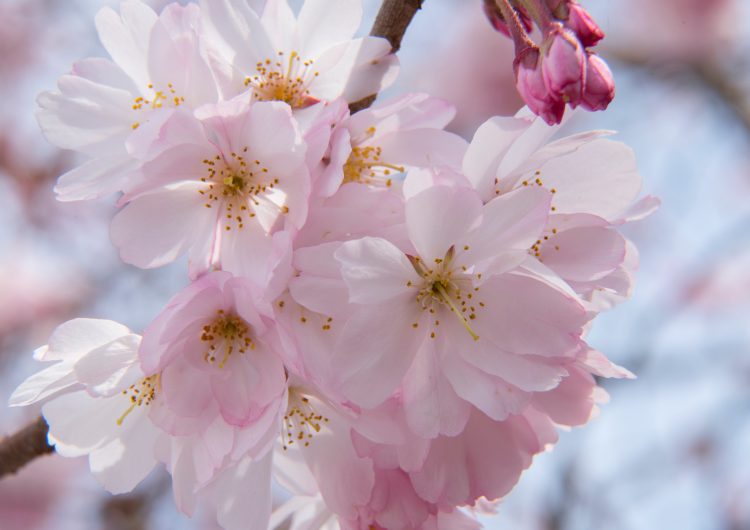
99, 477, 169, 530
607, 47, 750, 135
0, 417, 52, 478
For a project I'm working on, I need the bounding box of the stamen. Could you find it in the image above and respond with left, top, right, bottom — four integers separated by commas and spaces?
117, 373, 160, 426
343, 145, 404, 187
199, 151, 286, 231
245, 51, 320, 108
408, 250, 481, 341
282, 393, 329, 450
201, 310, 255, 369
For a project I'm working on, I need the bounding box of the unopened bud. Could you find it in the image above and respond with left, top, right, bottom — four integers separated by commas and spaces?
542, 24, 586, 107
482, 0, 534, 38
565, 3, 604, 47
514, 47, 565, 125
482, 0, 511, 38
581, 53, 614, 111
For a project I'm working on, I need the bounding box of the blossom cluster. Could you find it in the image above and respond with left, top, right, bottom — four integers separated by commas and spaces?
483, 0, 615, 124
10, 1, 655, 529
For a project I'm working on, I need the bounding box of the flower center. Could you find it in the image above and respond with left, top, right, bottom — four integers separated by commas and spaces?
131, 82, 185, 130
199, 149, 286, 231
117, 373, 161, 426
408, 249, 481, 341
282, 390, 329, 451
201, 310, 255, 368
244, 51, 320, 109
342, 144, 404, 187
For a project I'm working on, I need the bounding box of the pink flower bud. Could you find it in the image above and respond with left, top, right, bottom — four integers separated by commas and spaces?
514, 47, 565, 125
482, 0, 533, 38
565, 3, 604, 47
482, 0, 512, 38
541, 24, 586, 107
581, 53, 615, 111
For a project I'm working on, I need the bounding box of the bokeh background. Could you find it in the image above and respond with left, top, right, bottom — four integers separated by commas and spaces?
1, 0, 749, 529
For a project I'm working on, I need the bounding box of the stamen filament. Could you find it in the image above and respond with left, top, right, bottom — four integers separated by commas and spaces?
432, 281, 480, 341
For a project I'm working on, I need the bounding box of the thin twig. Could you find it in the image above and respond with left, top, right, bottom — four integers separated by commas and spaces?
348, 0, 425, 113
0, 416, 53, 478
607, 47, 750, 136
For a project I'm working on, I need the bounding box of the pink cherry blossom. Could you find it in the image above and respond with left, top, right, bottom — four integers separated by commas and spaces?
199, 0, 398, 108
460, 109, 659, 308
9, 319, 163, 494
38, 1, 219, 201
408, 406, 558, 508
315, 93, 467, 196
140, 271, 286, 453
294, 184, 590, 427
110, 97, 308, 282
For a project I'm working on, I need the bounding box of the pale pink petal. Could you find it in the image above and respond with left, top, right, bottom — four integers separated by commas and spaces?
532, 364, 598, 426
376, 129, 467, 170
37, 76, 134, 155
348, 93, 457, 137
212, 453, 274, 530
44, 318, 133, 362
410, 408, 551, 506
459, 186, 551, 270
300, 415, 375, 521
472, 273, 586, 357
316, 126, 350, 197
73, 334, 142, 397
441, 352, 531, 421
111, 181, 217, 269
333, 297, 425, 408
540, 225, 626, 282
260, 0, 297, 51
210, 347, 285, 427
42, 391, 130, 457
313, 38, 398, 103
406, 186, 482, 261
335, 237, 419, 304
8, 363, 79, 407
218, 222, 279, 284
372, 469, 430, 530
53, 154, 136, 202
160, 357, 216, 423
89, 417, 160, 494
94, 2, 157, 88
297, 0, 361, 56
462, 116, 534, 200
529, 138, 642, 220
401, 340, 470, 438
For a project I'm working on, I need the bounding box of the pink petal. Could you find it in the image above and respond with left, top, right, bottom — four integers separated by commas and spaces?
406, 186, 482, 261
335, 237, 419, 304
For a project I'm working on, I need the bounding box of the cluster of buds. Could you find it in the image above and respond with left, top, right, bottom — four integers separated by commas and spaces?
484, 0, 615, 124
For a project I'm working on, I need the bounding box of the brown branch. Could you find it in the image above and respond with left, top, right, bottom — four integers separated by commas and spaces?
606, 47, 750, 137
348, 0, 426, 113
0, 416, 53, 478
690, 61, 750, 136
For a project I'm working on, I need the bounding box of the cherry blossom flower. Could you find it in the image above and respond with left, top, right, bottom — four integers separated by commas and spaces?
38, 1, 219, 201
293, 184, 590, 423
199, 0, 398, 109
316, 93, 467, 196
110, 97, 308, 281
460, 109, 659, 309
9, 318, 163, 494
484, 0, 614, 123
139, 270, 286, 453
